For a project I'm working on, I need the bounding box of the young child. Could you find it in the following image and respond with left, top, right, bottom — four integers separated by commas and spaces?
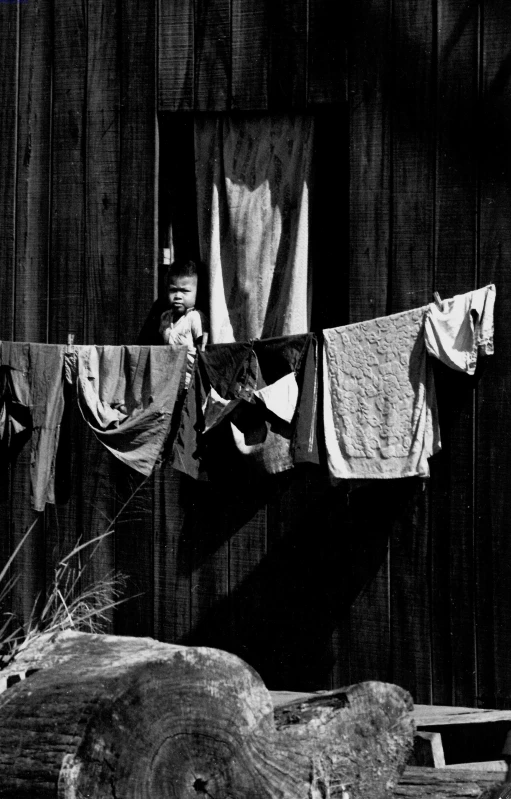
159, 259, 208, 384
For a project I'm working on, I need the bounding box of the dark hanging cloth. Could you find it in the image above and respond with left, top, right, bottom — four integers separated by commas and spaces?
171, 333, 319, 480
0, 342, 66, 511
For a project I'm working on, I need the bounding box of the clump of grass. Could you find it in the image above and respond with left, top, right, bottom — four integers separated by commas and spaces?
0, 476, 149, 669
0, 523, 131, 670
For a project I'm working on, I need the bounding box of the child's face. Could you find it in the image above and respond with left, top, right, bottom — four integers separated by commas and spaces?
168, 274, 197, 317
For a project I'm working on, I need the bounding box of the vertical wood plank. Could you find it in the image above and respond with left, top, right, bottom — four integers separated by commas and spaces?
79, 433, 116, 633
348, 0, 391, 323
347, 484, 392, 688
227, 489, 267, 672
46, 0, 86, 608
432, 0, 480, 708
158, 0, 194, 111
113, 0, 158, 638
189, 483, 230, 651
78, 0, 121, 616
346, 0, 392, 689
15, 0, 52, 343
195, 0, 230, 111
231, 0, 269, 110
0, 1, 18, 341
85, 0, 120, 345
389, 480, 432, 703
391, 0, 435, 312
477, 0, 511, 710
387, 0, 436, 705
0, 0, 20, 636
269, 0, 307, 109
114, 470, 154, 637
307, 0, 347, 105
154, 467, 191, 643
50, 0, 86, 344
119, 0, 157, 344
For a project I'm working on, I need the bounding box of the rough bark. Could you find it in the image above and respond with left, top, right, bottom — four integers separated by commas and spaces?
0, 631, 414, 798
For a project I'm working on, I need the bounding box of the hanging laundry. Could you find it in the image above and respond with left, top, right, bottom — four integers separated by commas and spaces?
323, 286, 495, 481
172, 333, 319, 479
424, 284, 495, 373
76, 344, 188, 476
0, 342, 66, 511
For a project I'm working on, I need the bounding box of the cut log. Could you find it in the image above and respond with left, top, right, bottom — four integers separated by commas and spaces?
0, 631, 414, 798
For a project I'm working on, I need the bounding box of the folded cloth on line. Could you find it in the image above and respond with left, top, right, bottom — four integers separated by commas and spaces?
323, 305, 439, 481
76, 344, 188, 476
424, 284, 495, 373
0, 342, 66, 511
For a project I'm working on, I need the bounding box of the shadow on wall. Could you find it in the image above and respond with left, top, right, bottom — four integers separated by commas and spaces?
175, 471, 419, 690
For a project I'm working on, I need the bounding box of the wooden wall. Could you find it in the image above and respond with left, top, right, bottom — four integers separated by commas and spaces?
0, 0, 510, 707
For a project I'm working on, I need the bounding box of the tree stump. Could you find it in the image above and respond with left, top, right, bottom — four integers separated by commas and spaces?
0, 631, 414, 798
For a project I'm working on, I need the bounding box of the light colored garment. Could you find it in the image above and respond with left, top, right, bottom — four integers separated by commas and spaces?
424, 284, 495, 373
323, 286, 496, 481
159, 307, 204, 350
195, 114, 314, 343
76, 345, 188, 476
323, 306, 441, 480
160, 308, 205, 384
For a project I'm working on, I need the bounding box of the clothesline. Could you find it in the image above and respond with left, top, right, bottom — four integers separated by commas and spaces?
0, 285, 495, 511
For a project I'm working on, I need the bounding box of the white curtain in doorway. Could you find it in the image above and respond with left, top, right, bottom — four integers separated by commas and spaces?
194, 114, 314, 344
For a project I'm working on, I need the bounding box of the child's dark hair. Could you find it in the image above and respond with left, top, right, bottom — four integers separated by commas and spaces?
164, 258, 199, 288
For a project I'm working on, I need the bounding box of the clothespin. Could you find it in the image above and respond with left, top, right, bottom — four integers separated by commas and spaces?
433, 291, 443, 310
65, 332, 77, 384
162, 247, 171, 265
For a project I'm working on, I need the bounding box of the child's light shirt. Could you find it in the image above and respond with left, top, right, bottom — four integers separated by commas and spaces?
159, 308, 205, 384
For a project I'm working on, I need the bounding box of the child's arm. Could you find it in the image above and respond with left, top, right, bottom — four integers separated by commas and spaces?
190, 310, 209, 351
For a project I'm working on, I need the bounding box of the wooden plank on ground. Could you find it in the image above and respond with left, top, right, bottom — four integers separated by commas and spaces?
478, 0, 511, 712
195, 0, 230, 111
0, 0, 18, 342
49, 0, 86, 344
348, 0, 391, 323
395, 765, 506, 798
231, 0, 269, 110
307, 0, 347, 106
269, 0, 307, 109
85, 0, 120, 344
414, 704, 511, 726
15, 0, 51, 343
158, 0, 194, 111
432, 0, 480, 708
119, 0, 157, 344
